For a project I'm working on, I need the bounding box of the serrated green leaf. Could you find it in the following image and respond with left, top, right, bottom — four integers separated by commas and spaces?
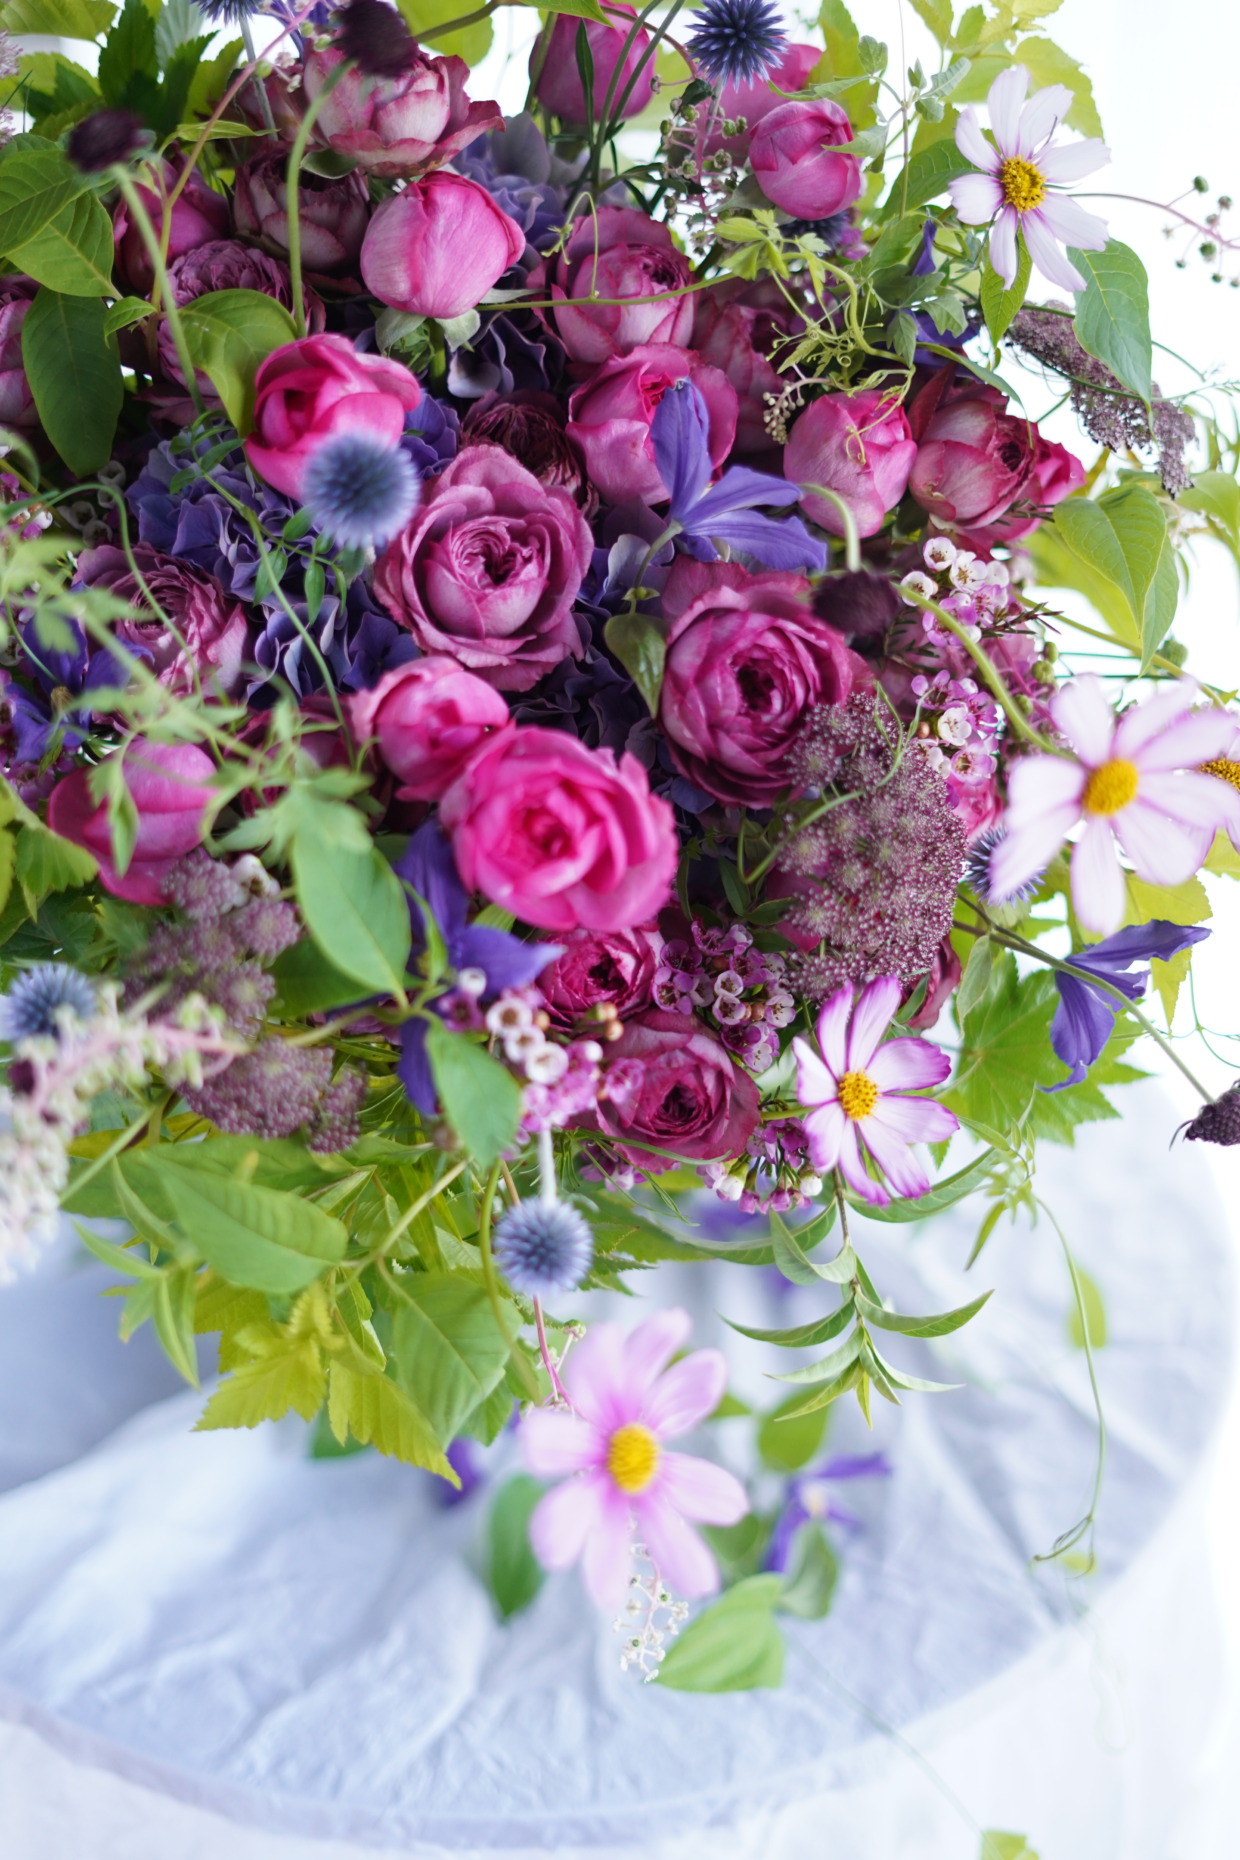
1015, 33, 1101, 137
424, 1020, 522, 1168
147, 1160, 347, 1295
196, 1337, 326, 1429
880, 134, 976, 216
1070, 240, 1151, 400
1, 0, 114, 32
657, 1575, 785, 1692
326, 1358, 454, 1477
14, 817, 98, 908
390, 1272, 512, 1444
179, 288, 297, 433
486, 1473, 546, 1619
22, 288, 121, 473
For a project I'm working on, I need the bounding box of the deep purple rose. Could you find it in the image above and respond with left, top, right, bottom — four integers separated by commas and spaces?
113, 155, 231, 295
0, 276, 39, 430
539, 923, 664, 1028
158, 241, 325, 403
373, 445, 593, 692
461, 391, 592, 508
234, 144, 370, 275
77, 543, 252, 698
588, 1009, 762, 1174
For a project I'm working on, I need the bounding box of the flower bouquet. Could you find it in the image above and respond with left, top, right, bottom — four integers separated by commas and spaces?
1, 0, 1238, 1700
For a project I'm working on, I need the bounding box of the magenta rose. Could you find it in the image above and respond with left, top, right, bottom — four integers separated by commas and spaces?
533, 5, 655, 125
77, 544, 251, 699
750, 99, 862, 219
703, 42, 822, 155
47, 739, 216, 905
347, 656, 512, 801
590, 1010, 761, 1172
692, 279, 799, 458
113, 156, 231, 295
234, 144, 370, 275
956, 431, 1086, 551
540, 923, 664, 1027
657, 560, 866, 807
785, 389, 917, 538
303, 45, 502, 178
244, 334, 421, 500
158, 241, 324, 401
531, 208, 695, 365
440, 726, 678, 933
566, 345, 737, 505
373, 446, 593, 692
0, 276, 38, 430
461, 392, 592, 508
908, 373, 1047, 535
361, 172, 526, 321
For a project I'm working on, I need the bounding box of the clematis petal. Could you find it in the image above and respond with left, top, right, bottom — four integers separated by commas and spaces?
1014, 82, 1073, 155
1021, 210, 1087, 291
846, 975, 903, 1070
1113, 795, 1211, 886
1051, 674, 1116, 765
954, 105, 997, 173
802, 1099, 846, 1172
1036, 193, 1110, 252
949, 171, 1005, 225
1048, 971, 1117, 1088
988, 207, 1020, 289
793, 1037, 841, 1111
657, 1451, 749, 1524
529, 1473, 608, 1572
858, 1114, 931, 1200
521, 1409, 602, 1478
622, 1306, 694, 1399
641, 1350, 728, 1439
1037, 137, 1111, 183
1070, 815, 1126, 935
631, 1489, 721, 1598
580, 1480, 638, 1609
815, 985, 854, 1074
868, 1035, 951, 1093
986, 65, 1029, 154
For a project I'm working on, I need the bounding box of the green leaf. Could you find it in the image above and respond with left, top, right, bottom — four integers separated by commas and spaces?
727, 1302, 855, 1351
1123, 870, 1210, 1021
980, 1834, 1040, 1860
0, 148, 87, 255
1066, 1261, 1107, 1349
979, 238, 1031, 344
1179, 468, 1240, 542
906, 0, 952, 42
657, 1576, 785, 1692
14, 817, 98, 908
97, 0, 157, 105
0, 826, 14, 919
881, 134, 975, 216
150, 1266, 200, 1386
486, 1473, 546, 1619
103, 293, 155, 335
776, 1522, 839, 1619
390, 1272, 512, 1444
22, 288, 121, 474
147, 1160, 347, 1295
326, 1359, 455, 1477
603, 610, 665, 717
1039, 485, 1174, 661
1070, 240, 1151, 400
948, 954, 1074, 1127
179, 288, 297, 433
270, 937, 367, 1015
771, 1333, 863, 1387
955, 933, 999, 1022
8, 185, 114, 294
424, 1020, 522, 1168
1016, 33, 1101, 137
396, 0, 498, 61
855, 1288, 992, 1337
196, 1337, 326, 1429
290, 804, 411, 996
757, 1392, 830, 1472
854, 1149, 998, 1222
0, 0, 115, 32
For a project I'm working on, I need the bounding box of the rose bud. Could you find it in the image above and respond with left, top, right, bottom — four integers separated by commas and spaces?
234, 145, 370, 276
333, 0, 419, 77
539, 923, 664, 1027
347, 656, 512, 801
785, 389, 917, 538
360, 171, 526, 320
76, 544, 251, 699
47, 739, 217, 905
701, 42, 822, 157
440, 726, 679, 933
113, 155, 231, 295
566, 345, 737, 506
65, 108, 147, 173
244, 333, 422, 500
749, 98, 863, 220
303, 42, 502, 179
461, 391, 591, 506
589, 1011, 761, 1172
529, 207, 695, 365
0, 276, 39, 430
532, 5, 655, 126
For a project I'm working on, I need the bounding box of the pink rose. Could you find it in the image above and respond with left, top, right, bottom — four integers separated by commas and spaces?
785, 389, 917, 538
566, 345, 737, 505
303, 45, 502, 178
749, 99, 863, 220
234, 144, 370, 275
657, 560, 865, 807
47, 739, 216, 905
540, 923, 664, 1027
373, 446, 593, 692
347, 656, 511, 801
533, 5, 655, 125
361, 172, 526, 320
76, 544, 251, 699
531, 207, 694, 365
956, 432, 1086, 551
692, 278, 800, 458
703, 42, 822, 154
590, 1010, 761, 1172
113, 155, 231, 295
909, 373, 1050, 535
244, 334, 421, 500
0, 276, 38, 430
440, 726, 678, 932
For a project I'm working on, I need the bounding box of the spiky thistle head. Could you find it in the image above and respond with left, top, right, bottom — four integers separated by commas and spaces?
493, 1198, 594, 1296
0, 965, 96, 1043
687, 0, 787, 86
302, 434, 418, 549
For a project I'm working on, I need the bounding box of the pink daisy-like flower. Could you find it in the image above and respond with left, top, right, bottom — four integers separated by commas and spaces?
948, 66, 1110, 293
791, 976, 958, 1209
990, 675, 1236, 936
520, 1308, 748, 1609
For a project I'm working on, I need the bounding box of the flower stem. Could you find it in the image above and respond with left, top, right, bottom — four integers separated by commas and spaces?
285, 59, 351, 341
902, 587, 1059, 752
800, 483, 860, 571
477, 1159, 542, 1401
114, 170, 205, 417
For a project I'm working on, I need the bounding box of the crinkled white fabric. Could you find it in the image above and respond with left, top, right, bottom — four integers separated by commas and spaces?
0, 1082, 1231, 1858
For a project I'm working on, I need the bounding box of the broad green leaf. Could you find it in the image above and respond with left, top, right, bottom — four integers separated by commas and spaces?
979, 239, 1031, 344
397, 0, 495, 61
815, 0, 879, 128
151, 1133, 352, 1195
906, 0, 952, 42
955, 933, 999, 1022
486, 1473, 546, 1619
103, 294, 155, 335
657, 1576, 785, 1692
948, 954, 1077, 1127
757, 1392, 831, 1472
776, 1522, 839, 1620
1066, 1262, 1107, 1349
1016, 34, 1101, 137
604, 610, 665, 716
854, 1150, 998, 1222
22, 289, 121, 474
196, 1337, 327, 1429
1070, 240, 1151, 400
1205, 831, 1240, 880
148, 1160, 347, 1295
179, 288, 297, 432
855, 1288, 992, 1337
14, 817, 98, 908
390, 1272, 512, 1444
0, 148, 87, 255
1180, 469, 1240, 543
291, 812, 410, 997
0, 0, 114, 32
1040, 485, 1174, 661
424, 1020, 522, 1167
980, 1834, 1040, 1860
326, 1359, 455, 1478
271, 937, 367, 1015
0, 826, 13, 918
881, 135, 975, 216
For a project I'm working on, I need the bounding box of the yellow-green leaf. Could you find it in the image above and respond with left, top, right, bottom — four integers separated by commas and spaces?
327, 1358, 456, 1479
195, 1336, 326, 1429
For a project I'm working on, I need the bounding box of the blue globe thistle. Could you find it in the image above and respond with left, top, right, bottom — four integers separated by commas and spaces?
687, 0, 787, 86
192, 0, 269, 23
965, 827, 1042, 907
493, 1199, 594, 1297
301, 435, 418, 550
0, 965, 96, 1042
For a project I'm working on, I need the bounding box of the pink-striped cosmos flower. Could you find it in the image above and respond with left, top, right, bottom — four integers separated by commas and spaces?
520, 1307, 747, 1609
949, 67, 1110, 293
990, 675, 1235, 935
792, 977, 957, 1208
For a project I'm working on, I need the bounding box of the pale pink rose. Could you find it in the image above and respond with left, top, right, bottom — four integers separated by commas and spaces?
303, 45, 503, 178
785, 390, 917, 538
530, 208, 695, 365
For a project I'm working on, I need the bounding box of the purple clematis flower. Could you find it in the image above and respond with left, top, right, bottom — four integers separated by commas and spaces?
766, 1450, 893, 1572
1048, 919, 1211, 1089
395, 821, 559, 1111
651, 381, 828, 573
3, 620, 127, 761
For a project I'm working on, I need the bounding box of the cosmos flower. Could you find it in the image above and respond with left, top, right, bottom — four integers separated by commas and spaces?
948, 67, 1110, 292
792, 976, 958, 1207
990, 676, 1234, 936
520, 1307, 748, 1607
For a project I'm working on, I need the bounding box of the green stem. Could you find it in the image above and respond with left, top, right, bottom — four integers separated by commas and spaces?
285, 59, 352, 340
801, 482, 860, 570
115, 170, 205, 417
417, 0, 499, 41
477, 1159, 541, 1400
1032, 1196, 1106, 1568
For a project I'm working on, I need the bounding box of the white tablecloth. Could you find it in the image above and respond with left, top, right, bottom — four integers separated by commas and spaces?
0, 1082, 1232, 1858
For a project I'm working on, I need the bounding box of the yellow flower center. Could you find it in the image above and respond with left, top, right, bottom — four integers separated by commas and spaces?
1200, 756, 1240, 793
837, 1069, 879, 1121
607, 1423, 661, 1494
999, 155, 1048, 212
1082, 758, 1139, 816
